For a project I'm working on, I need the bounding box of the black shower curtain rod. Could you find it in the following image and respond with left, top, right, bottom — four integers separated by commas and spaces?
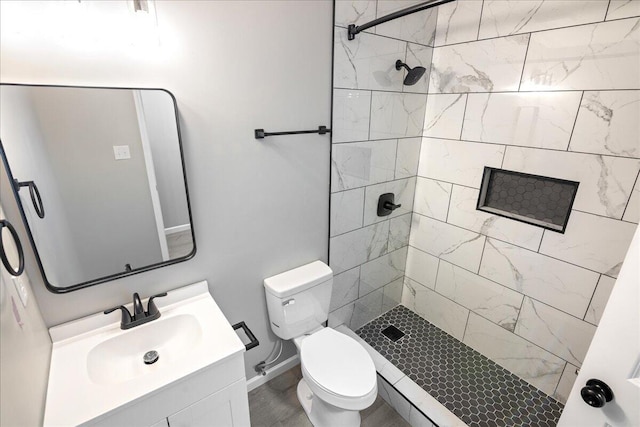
347, 0, 457, 40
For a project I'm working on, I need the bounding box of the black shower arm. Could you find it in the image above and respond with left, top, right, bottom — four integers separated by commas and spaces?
348, 0, 456, 41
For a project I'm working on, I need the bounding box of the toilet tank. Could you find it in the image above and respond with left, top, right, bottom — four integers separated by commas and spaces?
264, 261, 333, 340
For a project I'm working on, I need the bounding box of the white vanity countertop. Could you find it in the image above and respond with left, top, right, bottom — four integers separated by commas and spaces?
43, 281, 245, 427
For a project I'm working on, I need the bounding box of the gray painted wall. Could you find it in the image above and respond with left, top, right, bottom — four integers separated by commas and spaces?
0, 0, 332, 381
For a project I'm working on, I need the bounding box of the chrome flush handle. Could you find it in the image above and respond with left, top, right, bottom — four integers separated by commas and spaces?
282, 298, 295, 306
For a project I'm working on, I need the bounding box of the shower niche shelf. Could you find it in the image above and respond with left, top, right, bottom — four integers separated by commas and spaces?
477, 167, 579, 233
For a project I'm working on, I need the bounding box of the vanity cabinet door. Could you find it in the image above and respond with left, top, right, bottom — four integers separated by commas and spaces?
167, 378, 250, 427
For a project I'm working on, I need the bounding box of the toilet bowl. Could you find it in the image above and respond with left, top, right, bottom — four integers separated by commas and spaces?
264, 261, 377, 426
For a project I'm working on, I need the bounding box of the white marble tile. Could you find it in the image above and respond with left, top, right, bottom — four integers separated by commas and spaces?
328, 302, 355, 328
363, 177, 416, 225
382, 278, 404, 314
430, 34, 529, 93
503, 146, 640, 219
389, 213, 411, 251
436, 261, 523, 331
375, 1, 437, 46
447, 185, 544, 251
329, 221, 390, 274
569, 90, 640, 158
539, 211, 637, 277
623, 177, 639, 223
394, 376, 467, 427
413, 177, 452, 221
515, 297, 597, 366
584, 275, 617, 326
463, 312, 566, 396
607, 0, 640, 20
352, 287, 384, 329
395, 137, 421, 179
330, 266, 360, 311
334, 0, 377, 28
334, 28, 407, 91
410, 214, 486, 272
418, 138, 505, 188
409, 407, 436, 427
462, 92, 582, 150
479, 1, 608, 40
404, 43, 433, 94
332, 89, 372, 143
480, 238, 600, 319
521, 19, 640, 91
435, 0, 483, 47
370, 92, 427, 140
330, 188, 365, 237
360, 247, 407, 296
377, 377, 412, 424
554, 363, 579, 404
402, 277, 469, 340
331, 139, 397, 192
423, 94, 466, 139
405, 246, 439, 289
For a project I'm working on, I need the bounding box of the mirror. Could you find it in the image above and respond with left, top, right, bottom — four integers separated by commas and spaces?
0, 84, 195, 292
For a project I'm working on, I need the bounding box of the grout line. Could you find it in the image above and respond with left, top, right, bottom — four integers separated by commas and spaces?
444, 183, 454, 222
367, 90, 373, 141
566, 91, 585, 151
478, 237, 488, 274
461, 309, 472, 342
552, 362, 569, 398
537, 229, 545, 253
582, 274, 602, 322
476, 0, 485, 41
620, 168, 640, 221
459, 94, 469, 140
517, 33, 532, 92
603, 0, 613, 22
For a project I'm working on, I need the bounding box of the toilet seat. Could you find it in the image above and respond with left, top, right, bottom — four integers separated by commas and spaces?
300, 328, 377, 411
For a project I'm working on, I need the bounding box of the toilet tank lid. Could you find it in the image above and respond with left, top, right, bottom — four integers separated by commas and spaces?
264, 261, 333, 298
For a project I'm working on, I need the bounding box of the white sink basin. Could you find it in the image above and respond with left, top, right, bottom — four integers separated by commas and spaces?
86, 313, 203, 385
44, 282, 245, 427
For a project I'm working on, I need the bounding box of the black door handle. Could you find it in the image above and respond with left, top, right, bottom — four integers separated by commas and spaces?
581, 379, 614, 408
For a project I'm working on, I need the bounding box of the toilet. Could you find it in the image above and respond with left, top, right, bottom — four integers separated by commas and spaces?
264, 261, 377, 427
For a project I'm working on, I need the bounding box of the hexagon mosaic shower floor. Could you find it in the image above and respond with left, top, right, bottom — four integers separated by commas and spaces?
356, 305, 564, 427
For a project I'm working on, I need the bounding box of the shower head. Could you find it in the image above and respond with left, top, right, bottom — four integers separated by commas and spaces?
395, 60, 426, 86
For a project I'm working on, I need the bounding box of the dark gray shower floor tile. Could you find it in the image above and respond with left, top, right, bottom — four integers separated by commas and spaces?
356, 305, 564, 427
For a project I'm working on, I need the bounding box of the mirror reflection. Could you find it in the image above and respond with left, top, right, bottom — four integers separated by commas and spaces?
0, 84, 195, 291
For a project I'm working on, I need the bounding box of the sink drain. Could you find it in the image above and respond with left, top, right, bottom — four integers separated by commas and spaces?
143, 350, 159, 365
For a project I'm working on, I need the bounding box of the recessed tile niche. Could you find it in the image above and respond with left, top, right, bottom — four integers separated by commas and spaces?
477, 167, 579, 233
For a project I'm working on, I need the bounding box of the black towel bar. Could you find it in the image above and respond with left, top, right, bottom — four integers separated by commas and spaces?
233, 321, 260, 351
254, 126, 331, 139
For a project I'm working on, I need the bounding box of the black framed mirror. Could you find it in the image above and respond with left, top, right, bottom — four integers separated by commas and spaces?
0, 83, 196, 293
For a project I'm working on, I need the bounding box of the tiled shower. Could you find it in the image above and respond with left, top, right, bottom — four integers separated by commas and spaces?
328, 0, 639, 415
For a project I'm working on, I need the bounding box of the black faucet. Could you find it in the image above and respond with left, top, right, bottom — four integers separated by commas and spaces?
104, 292, 168, 330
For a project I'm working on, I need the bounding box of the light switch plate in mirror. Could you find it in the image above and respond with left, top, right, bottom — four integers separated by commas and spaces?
0, 83, 196, 292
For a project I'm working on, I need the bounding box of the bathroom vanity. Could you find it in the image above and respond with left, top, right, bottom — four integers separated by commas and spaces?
43, 282, 250, 426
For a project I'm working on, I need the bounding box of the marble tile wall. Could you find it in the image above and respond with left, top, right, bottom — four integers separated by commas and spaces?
329, 0, 435, 331
406, 0, 640, 404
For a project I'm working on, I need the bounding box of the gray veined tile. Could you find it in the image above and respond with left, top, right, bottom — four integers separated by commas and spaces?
539, 210, 637, 277
375, 1, 437, 46
413, 177, 452, 222
502, 146, 640, 219
463, 312, 565, 396
436, 261, 523, 331
382, 277, 404, 313
410, 214, 486, 273
388, 213, 411, 251
395, 137, 421, 179
478, 0, 608, 40
351, 287, 383, 330
447, 185, 544, 251
328, 302, 355, 328
329, 221, 390, 274
479, 238, 600, 319
333, 28, 407, 91
606, 0, 640, 21
553, 362, 579, 404
521, 18, 640, 91
334, 0, 377, 28
330, 188, 365, 237
360, 247, 407, 297
332, 89, 371, 143
330, 266, 360, 311
376, 377, 411, 423
434, 0, 483, 47
405, 246, 439, 290
429, 34, 529, 93
362, 177, 416, 226
370, 92, 427, 140
584, 275, 617, 326
515, 297, 597, 366
569, 90, 640, 159
418, 138, 505, 188
623, 176, 639, 223
423, 94, 466, 139
404, 43, 433, 94
462, 92, 582, 150
331, 139, 397, 192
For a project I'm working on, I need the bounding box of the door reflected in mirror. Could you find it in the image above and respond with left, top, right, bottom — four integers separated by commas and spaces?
0, 84, 195, 292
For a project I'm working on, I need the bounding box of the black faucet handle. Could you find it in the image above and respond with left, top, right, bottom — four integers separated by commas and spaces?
147, 292, 168, 317
104, 305, 133, 328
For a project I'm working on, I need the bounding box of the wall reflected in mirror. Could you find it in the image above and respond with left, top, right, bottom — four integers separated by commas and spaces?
0, 84, 195, 292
